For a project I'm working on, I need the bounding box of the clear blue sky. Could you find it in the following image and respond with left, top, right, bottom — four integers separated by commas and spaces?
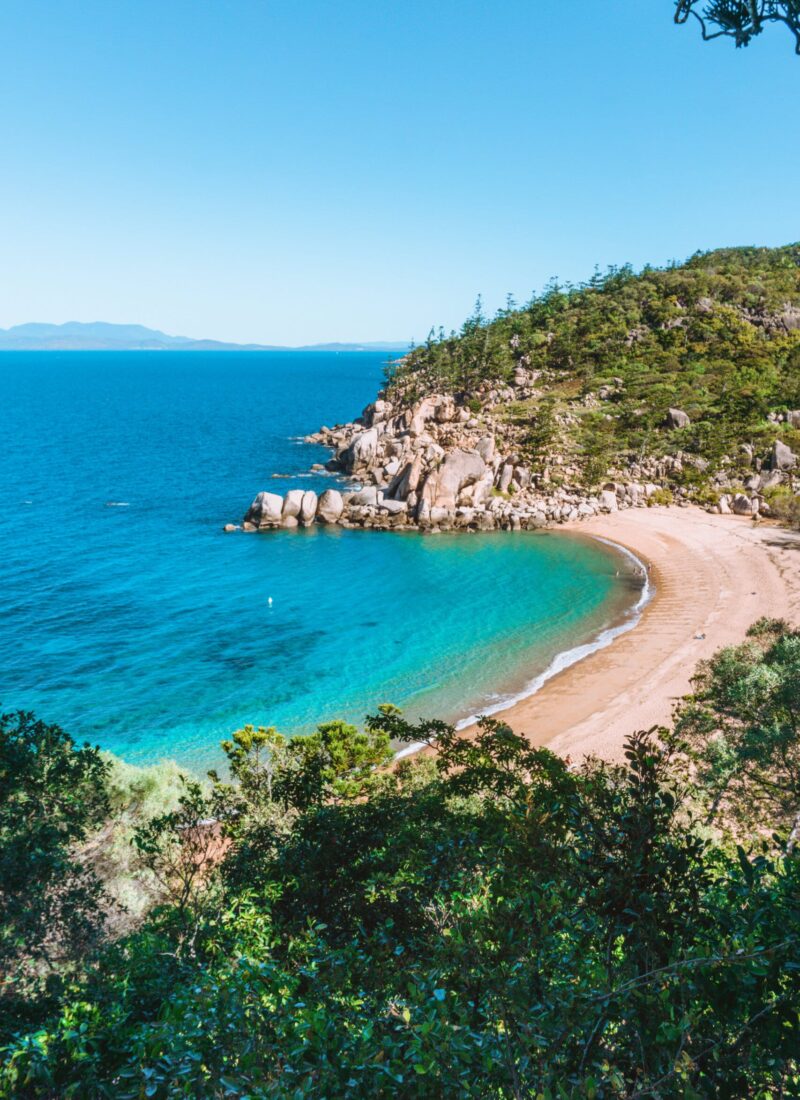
0, 0, 797, 345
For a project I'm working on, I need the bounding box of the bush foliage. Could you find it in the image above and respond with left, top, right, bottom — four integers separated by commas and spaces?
2, 626, 800, 1097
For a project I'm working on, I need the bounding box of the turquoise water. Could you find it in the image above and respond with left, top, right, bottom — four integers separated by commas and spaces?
0, 352, 637, 770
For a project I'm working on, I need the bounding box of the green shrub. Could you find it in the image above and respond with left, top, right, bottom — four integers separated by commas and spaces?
764, 485, 800, 529
690, 484, 721, 508
81, 756, 197, 929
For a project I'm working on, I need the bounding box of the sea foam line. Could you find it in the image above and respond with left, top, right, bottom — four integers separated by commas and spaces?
394, 536, 653, 761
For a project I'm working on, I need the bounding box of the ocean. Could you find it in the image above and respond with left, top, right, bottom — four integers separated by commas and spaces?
0, 351, 642, 770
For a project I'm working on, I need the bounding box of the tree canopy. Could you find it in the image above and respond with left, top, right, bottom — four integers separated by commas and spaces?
0, 712, 110, 1039
2, 627, 800, 1096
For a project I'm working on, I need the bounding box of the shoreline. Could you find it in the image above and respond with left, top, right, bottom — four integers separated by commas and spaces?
395, 534, 655, 761
402, 506, 800, 765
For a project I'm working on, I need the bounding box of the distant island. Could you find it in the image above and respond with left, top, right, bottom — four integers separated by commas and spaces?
0, 321, 410, 353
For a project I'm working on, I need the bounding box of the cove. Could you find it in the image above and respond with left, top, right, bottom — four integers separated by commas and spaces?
0, 351, 640, 770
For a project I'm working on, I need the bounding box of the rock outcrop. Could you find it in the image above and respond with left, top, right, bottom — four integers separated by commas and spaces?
239, 388, 651, 532
244, 491, 283, 528
316, 489, 344, 524
771, 439, 797, 471
419, 449, 486, 512
665, 408, 690, 430
235, 377, 796, 533
300, 490, 318, 525
282, 489, 304, 520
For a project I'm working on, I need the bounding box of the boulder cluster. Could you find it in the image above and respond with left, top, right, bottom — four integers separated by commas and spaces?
709, 429, 799, 517
230, 386, 798, 534
235, 390, 656, 533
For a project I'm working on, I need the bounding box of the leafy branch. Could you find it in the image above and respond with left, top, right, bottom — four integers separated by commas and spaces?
675, 1, 800, 53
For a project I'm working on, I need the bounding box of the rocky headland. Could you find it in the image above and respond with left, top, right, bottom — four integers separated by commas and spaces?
234, 376, 798, 534
233, 245, 800, 534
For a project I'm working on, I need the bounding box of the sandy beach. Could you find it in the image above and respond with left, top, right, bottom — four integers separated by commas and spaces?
461, 506, 800, 763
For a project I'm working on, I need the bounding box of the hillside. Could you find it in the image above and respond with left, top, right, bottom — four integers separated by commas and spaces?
260, 246, 799, 534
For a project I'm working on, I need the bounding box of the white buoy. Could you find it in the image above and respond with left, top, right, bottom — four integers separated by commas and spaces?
268, 596, 273, 606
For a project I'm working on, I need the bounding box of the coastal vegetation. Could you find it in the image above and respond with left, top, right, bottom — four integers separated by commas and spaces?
389, 245, 800, 497
2, 621, 800, 1097
244, 245, 800, 536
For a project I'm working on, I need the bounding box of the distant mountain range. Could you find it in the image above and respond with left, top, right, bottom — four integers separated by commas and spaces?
0, 322, 410, 353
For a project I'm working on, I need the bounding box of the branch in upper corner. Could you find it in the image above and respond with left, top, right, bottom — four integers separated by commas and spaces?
674, 1, 800, 54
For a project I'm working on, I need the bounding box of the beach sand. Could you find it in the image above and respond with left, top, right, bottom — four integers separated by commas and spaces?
460, 506, 800, 764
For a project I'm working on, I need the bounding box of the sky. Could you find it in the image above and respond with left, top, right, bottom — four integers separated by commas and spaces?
0, 1, 798, 346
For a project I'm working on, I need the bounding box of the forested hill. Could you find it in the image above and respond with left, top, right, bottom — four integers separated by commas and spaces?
386, 244, 800, 508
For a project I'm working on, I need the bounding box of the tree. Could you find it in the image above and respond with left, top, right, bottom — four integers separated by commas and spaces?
132, 777, 224, 930
580, 411, 618, 486
217, 717, 394, 817
210, 718, 395, 899
675, 1, 800, 54
0, 711, 110, 1031
517, 395, 559, 480
673, 618, 800, 850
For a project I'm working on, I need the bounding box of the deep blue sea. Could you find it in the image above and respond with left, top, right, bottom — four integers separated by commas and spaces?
0, 351, 640, 770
